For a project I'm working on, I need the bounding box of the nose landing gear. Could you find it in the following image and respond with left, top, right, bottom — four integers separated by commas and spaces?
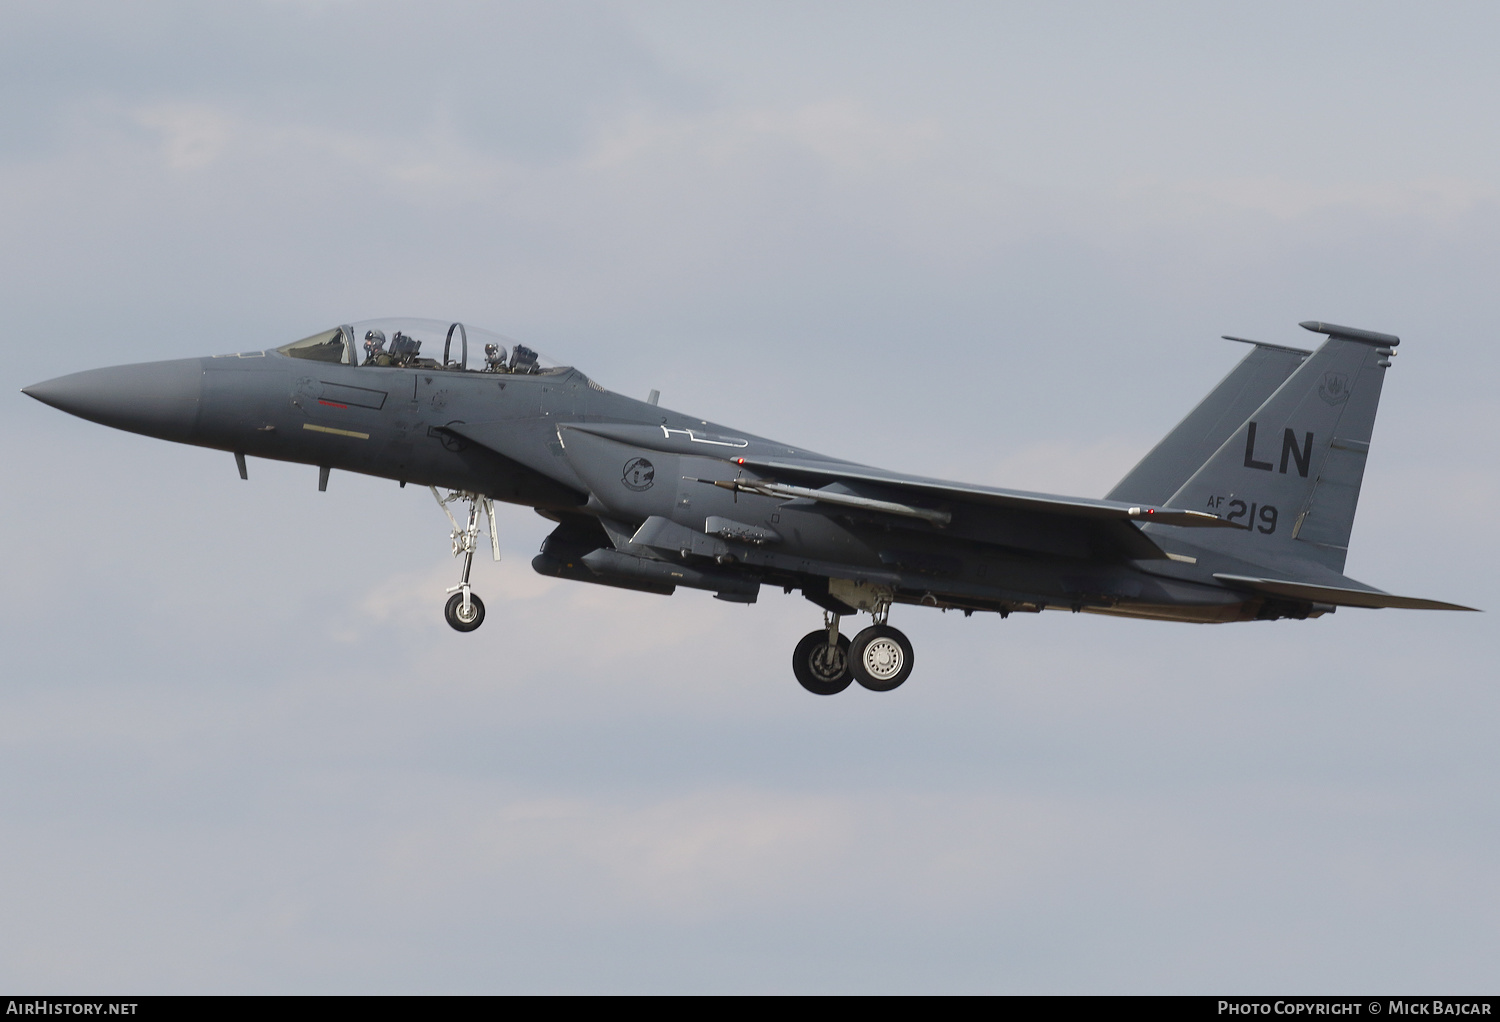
432, 487, 499, 633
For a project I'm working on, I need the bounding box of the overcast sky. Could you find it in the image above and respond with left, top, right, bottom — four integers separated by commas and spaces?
1, 0, 1496, 993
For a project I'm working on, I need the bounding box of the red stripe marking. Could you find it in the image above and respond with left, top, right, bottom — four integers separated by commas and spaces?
317, 400, 348, 409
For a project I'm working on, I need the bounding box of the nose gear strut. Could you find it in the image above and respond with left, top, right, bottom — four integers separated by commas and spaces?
431, 487, 499, 632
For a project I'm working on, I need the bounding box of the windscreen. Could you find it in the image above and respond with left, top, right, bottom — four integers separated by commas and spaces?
276, 327, 352, 364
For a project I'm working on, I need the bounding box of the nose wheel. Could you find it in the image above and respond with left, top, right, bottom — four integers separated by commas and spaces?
445, 591, 486, 631
432, 487, 499, 633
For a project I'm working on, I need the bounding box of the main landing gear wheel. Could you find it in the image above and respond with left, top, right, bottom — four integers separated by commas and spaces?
792, 629, 853, 695
444, 591, 485, 632
850, 625, 914, 692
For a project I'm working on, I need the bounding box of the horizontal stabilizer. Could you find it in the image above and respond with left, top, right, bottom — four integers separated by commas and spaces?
1212, 573, 1478, 611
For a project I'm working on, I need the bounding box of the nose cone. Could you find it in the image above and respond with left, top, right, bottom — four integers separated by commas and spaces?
24, 359, 204, 443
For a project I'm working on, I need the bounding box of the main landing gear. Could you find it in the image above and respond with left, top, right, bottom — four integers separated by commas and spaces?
432, 487, 499, 633
793, 612, 853, 695
792, 603, 915, 696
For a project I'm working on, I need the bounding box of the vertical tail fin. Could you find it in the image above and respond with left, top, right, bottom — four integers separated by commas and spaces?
1154, 321, 1399, 575
1107, 337, 1309, 506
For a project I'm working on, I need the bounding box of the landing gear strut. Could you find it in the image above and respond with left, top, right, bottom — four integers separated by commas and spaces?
432, 487, 499, 633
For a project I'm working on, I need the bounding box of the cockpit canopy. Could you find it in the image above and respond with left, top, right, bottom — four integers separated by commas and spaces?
275, 318, 561, 374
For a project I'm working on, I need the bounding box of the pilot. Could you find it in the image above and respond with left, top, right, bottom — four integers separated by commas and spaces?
363, 329, 392, 366
484, 342, 508, 372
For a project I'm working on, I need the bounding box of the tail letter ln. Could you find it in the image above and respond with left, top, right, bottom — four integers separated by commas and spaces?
1244, 421, 1314, 476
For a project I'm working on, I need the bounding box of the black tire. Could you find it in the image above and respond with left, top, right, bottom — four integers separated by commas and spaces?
849, 625, 913, 691
792, 630, 853, 695
444, 592, 486, 632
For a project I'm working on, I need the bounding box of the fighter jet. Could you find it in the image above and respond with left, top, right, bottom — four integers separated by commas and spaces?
22, 317, 1475, 694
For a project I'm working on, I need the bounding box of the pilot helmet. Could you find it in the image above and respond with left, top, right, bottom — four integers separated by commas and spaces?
484, 342, 507, 364
363, 328, 387, 351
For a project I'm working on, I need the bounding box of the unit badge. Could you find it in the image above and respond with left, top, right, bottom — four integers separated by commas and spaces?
622, 457, 656, 491
1318, 372, 1351, 406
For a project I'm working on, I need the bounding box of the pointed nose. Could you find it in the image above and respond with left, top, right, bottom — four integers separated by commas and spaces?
23, 358, 205, 443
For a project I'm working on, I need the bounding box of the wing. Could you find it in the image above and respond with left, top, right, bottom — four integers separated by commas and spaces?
553, 422, 1236, 564
556, 420, 1236, 534
726, 454, 1238, 530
